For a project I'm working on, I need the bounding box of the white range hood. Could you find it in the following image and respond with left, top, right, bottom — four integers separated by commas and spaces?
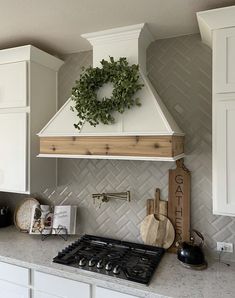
38, 23, 184, 161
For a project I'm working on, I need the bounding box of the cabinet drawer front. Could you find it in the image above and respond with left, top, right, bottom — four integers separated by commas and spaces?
34, 291, 62, 298
0, 280, 29, 298
0, 61, 27, 108
213, 27, 235, 94
34, 271, 90, 298
0, 112, 27, 192
0, 261, 29, 286
96, 287, 139, 298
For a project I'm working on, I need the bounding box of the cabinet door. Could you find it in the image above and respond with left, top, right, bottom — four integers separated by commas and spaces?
0, 280, 29, 298
34, 291, 62, 298
213, 100, 235, 215
34, 271, 90, 298
96, 287, 139, 298
213, 27, 235, 93
0, 61, 27, 108
0, 112, 27, 192
0, 261, 29, 286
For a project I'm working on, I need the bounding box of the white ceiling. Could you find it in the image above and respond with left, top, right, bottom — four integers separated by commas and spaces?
0, 0, 234, 56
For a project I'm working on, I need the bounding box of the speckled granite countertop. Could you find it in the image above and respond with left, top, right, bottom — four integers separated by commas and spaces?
0, 226, 234, 298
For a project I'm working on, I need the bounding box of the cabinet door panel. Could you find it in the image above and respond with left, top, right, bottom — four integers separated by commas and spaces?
96, 287, 139, 298
34, 271, 90, 298
0, 261, 29, 286
0, 112, 27, 192
0, 280, 29, 298
214, 27, 235, 93
0, 61, 27, 108
34, 291, 62, 298
214, 100, 235, 215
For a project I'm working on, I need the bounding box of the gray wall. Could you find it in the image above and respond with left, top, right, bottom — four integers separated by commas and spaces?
2, 34, 235, 261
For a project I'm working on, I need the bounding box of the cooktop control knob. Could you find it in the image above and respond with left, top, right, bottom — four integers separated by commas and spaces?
97, 259, 103, 269
105, 262, 112, 271
113, 265, 120, 275
88, 258, 96, 267
78, 257, 86, 267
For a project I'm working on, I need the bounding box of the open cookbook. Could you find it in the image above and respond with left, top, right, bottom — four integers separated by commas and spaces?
29, 205, 77, 235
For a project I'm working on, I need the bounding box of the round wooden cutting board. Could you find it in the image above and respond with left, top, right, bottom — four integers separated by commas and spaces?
140, 188, 175, 249
14, 198, 39, 232
140, 213, 175, 249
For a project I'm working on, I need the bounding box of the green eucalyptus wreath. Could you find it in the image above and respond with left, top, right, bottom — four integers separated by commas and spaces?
71, 57, 143, 130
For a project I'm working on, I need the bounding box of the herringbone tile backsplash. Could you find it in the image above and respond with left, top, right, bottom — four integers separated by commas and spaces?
2, 34, 235, 260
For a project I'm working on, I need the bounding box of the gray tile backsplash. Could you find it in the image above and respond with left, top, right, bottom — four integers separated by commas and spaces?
1, 34, 235, 261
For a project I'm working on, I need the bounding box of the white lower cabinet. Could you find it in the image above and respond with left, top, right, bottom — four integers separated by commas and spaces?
0, 261, 140, 298
34, 271, 90, 298
0, 261, 30, 298
0, 280, 30, 298
34, 292, 58, 298
96, 286, 139, 298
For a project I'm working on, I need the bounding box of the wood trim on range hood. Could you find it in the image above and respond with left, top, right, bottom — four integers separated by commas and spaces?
38, 23, 185, 161
39, 135, 184, 161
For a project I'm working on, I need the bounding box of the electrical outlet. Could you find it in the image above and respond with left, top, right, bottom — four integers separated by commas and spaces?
217, 242, 233, 253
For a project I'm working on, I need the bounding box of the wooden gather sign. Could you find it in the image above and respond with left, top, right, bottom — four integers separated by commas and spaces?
168, 159, 191, 252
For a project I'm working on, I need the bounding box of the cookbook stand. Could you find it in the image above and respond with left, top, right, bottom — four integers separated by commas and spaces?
38, 225, 68, 241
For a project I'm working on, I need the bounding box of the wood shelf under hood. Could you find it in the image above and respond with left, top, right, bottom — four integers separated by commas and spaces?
39, 135, 184, 161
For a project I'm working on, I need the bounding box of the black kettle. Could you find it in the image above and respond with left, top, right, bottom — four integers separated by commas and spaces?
0, 206, 11, 228
177, 229, 207, 270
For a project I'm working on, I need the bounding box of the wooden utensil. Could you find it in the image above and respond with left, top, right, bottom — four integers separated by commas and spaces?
140, 188, 175, 249
168, 159, 191, 253
146, 189, 168, 216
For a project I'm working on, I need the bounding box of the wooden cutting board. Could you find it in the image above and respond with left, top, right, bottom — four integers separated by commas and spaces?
146, 194, 168, 216
140, 188, 175, 249
168, 159, 191, 252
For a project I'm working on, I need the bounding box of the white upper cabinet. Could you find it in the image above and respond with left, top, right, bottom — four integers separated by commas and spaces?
198, 6, 235, 216
213, 27, 235, 94
0, 45, 63, 194
0, 61, 27, 108
0, 112, 27, 192
213, 99, 235, 215
213, 27, 235, 216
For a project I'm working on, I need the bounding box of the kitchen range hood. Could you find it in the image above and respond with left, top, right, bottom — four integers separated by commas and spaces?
38, 23, 184, 161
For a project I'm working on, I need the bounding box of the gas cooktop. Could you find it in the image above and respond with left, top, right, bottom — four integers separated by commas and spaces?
53, 234, 165, 285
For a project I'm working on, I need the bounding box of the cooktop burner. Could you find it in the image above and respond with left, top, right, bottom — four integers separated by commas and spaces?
53, 234, 165, 285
